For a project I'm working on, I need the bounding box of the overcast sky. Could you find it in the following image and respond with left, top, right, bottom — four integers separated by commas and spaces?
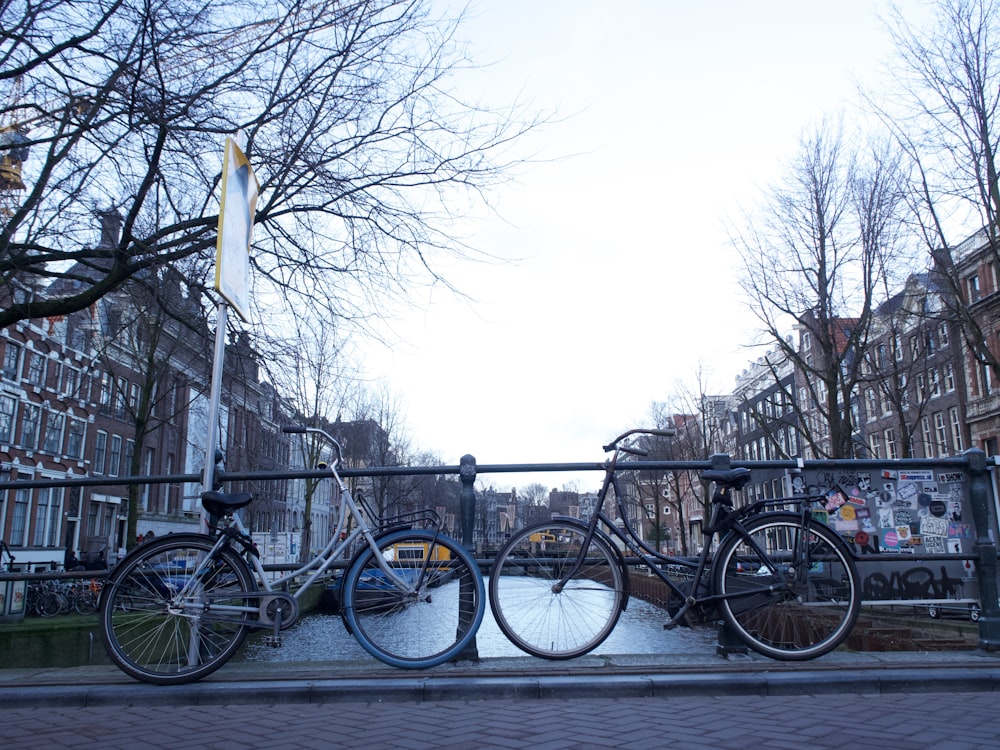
357, 0, 925, 492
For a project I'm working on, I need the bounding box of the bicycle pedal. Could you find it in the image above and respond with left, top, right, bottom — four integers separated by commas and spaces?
265, 636, 283, 648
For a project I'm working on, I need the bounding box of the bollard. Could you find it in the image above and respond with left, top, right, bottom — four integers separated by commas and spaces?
455, 454, 479, 660
964, 448, 1000, 650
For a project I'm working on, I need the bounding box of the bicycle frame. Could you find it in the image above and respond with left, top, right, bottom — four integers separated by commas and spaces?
176, 429, 442, 631
558, 439, 821, 627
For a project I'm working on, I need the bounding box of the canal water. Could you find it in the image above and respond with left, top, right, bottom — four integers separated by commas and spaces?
238, 580, 717, 663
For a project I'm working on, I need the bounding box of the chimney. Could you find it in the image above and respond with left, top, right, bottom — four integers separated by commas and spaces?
97, 209, 122, 249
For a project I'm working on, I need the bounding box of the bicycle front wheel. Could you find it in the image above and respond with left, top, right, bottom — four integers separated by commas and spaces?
74, 588, 99, 615
341, 528, 485, 669
99, 534, 257, 685
713, 513, 860, 660
489, 521, 625, 659
38, 590, 65, 617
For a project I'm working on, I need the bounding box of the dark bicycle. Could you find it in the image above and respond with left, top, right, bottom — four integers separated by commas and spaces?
488, 428, 861, 661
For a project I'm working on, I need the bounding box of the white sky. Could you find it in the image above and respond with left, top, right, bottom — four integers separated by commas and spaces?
357, 0, 919, 492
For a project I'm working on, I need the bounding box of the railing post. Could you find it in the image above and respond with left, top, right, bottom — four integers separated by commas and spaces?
708, 453, 748, 656
460, 454, 476, 549
965, 448, 1000, 650
456, 454, 479, 660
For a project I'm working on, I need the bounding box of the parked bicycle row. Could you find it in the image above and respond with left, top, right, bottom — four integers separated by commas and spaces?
25, 578, 104, 617
89, 427, 872, 685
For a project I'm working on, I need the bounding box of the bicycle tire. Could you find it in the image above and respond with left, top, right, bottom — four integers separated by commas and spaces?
340, 528, 484, 668
38, 590, 65, 617
489, 520, 625, 660
99, 534, 257, 684
713, 513, 860, 660
74, 589, 99, 615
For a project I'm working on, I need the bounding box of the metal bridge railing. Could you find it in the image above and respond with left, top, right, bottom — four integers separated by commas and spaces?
1, 449, 998, 650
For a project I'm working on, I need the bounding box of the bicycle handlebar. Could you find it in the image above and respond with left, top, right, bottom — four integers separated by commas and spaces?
602, 427, 676, 453
281, 425, 345, 467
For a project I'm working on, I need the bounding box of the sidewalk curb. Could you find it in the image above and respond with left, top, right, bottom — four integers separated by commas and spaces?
2, 664, 999, 708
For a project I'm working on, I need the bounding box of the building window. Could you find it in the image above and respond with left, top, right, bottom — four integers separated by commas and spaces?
94, 430, 108, 474
922, 416, 934, 458
66, 418, 85, 459
950, 407, 964, 453
108, 435, 122, 476
968, 273, 981, 301
944, 363, 955, 392
46, 488, 62, 547
42, 411, 64, 453
141, 447, 154, 511
20, 403, 41, 449
62, 367, 80, 399
939, 322, 950, 347
869, 433, 882, 459
10, 481, 31, 546
885, 428, 898, 460
893, 334, 902, 361
99, 372, 112, 411
165, 453, 178, 513
124, 439, 135, 477
2, 342, 21, 381
934, 412, 947, 455
26, 352, 45, 386
879, 387, 891, 415
115, 377, 128, 419
865, 389, 877, 421
34, 488, 50, 547
929, 369, 941, 398
0, 395, 16, 443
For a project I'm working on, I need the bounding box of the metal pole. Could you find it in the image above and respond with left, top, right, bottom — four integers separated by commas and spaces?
455, 453, 479, 660
965, 448, 1000, 650
199, 301, 229, 529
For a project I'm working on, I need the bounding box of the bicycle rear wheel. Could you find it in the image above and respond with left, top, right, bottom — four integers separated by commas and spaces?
489, 521, 625, 659
341, 528, 484, 668
99, 534, 257, 684
713, 513, 860, 660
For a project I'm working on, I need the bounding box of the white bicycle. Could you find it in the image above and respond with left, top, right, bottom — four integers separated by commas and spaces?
98, 426, 485, 684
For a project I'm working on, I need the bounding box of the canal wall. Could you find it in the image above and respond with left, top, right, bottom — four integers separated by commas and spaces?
0, 582, 328, 669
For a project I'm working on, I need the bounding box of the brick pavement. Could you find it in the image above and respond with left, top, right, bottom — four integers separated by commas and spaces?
3, 650, 1000, 748
2, 691, 999, 749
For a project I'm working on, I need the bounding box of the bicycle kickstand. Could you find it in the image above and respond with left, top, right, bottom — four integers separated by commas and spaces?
265, 600, 285, 649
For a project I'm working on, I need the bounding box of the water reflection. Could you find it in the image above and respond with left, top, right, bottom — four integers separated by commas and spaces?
240, 580, 717, 663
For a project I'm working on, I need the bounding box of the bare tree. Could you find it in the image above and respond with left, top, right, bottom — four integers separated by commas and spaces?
348, 383, 412, 522
732, 121, 909, 458
267, 317, 357, 561
518, 482, 550, 528
647, 365, 727, 555
0, 1, 541, 329
872, 0, 1000, 380
84, 264, 213, 550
